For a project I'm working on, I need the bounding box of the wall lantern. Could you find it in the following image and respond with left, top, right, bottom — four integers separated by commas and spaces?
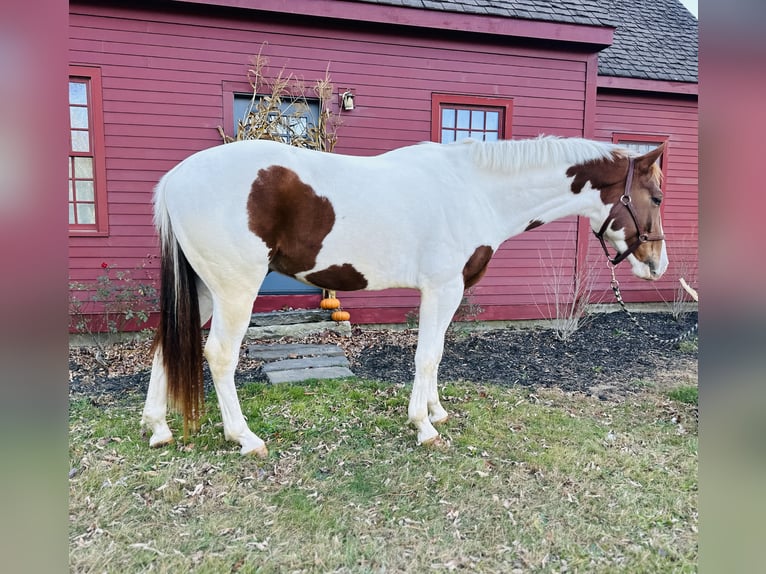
340, 90, 355, 111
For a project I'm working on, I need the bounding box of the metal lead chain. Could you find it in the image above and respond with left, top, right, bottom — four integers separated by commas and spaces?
608, 264, 698, 345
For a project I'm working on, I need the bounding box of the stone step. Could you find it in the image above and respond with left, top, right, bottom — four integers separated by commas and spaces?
246, 343, 345, 361
261, 354, 350, 373
245, 342, 355, 384
246, 321, 350, 341
266, 366, 355, 384
250, 309, 333, 326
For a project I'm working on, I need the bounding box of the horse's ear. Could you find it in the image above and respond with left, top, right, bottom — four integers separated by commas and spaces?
636, 141, 666, 170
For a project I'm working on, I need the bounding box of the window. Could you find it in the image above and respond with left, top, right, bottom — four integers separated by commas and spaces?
431, 94, 513, 143
613, 133, 668, 169
233, 94, 320, 147
69, 66, 107, 235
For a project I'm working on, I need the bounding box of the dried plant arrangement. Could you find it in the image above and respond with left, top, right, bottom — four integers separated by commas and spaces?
218, 47, 341, 152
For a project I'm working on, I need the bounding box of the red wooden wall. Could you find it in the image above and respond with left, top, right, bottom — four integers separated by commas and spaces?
68, 1, 698, 326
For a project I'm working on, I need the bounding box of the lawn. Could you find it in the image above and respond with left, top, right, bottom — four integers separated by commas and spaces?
69, 377, 697, 573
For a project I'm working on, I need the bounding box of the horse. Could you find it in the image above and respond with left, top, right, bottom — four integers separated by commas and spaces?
141, 136, 667, 456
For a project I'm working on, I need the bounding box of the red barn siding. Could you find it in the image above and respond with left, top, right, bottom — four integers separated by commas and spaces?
68, 1, 697, 327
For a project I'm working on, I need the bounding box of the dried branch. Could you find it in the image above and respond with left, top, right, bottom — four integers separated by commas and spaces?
679, 278, 698, 302
218, 46, 342, 152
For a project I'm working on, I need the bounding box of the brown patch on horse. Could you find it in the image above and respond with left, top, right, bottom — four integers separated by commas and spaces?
463, 245, 493, 288
248, 165, 336, 276
305, 263, 368, 291
566, 152, 631, 195
525, 219, 545, 231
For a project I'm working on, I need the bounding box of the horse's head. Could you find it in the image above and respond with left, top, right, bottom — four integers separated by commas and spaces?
569, 143, 668, 280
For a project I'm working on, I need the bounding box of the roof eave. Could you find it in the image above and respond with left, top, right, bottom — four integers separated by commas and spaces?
597, 75, 698, 96
169, 0, 615, 47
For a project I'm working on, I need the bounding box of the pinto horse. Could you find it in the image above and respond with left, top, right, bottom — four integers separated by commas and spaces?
141, 136, 667, 455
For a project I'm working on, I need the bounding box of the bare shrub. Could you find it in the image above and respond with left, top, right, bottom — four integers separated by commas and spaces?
642, 232, 698, 322
69, 259, 158, 355
537, 242, 603, 341
665, 235, 699, 321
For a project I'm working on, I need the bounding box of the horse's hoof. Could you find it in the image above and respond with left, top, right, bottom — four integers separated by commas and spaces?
148, 425, 174, 447
243, 444, 268, 458
149, 435, 174, 448
421, 435, 448, 450
431, 414, 449, 425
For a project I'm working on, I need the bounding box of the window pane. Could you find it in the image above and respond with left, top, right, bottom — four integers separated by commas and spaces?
69, 82, 87, 105
486, 112, 499, 131
619, 140, 662, 166
77, 203, 96, 225
441, 129, 455, 143
74, 157, 93, 178
470, 111, 484, 130
289, 116, 308, 133
70, 106, 89, 129
76, 180, 94, 201
623, 142, 653, 154
456, 109, 470, 129
71, 130, 90, 153
456, 130, 470, 141
442, 109, 455, 129
69, 204, 75, 225
484, 132, 499, 142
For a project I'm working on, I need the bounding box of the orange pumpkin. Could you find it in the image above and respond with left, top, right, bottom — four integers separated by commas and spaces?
320, 297, 341, 310
331, 310, 350, 322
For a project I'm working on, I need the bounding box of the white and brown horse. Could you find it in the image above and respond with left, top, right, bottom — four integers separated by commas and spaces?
142, 136, 667, 455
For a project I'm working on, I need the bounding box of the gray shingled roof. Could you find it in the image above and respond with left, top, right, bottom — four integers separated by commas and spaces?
350, 0, 616, 25
599, 0, 697, 82
347, 0, 697, 83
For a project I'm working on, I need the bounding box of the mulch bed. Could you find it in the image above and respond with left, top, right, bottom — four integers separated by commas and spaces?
69, 311, 697, 405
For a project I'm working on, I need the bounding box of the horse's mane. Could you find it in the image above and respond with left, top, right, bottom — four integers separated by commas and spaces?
465, 135, 624, 173
648, 161, 664, 183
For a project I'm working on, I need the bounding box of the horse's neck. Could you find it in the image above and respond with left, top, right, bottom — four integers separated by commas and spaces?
440, 139, 612, 241
476, 162, 605, 241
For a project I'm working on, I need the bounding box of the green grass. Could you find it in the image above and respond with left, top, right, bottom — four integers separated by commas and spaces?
70, 379, 697, 573
678, 336, 699, 354
667, 385, 698, 406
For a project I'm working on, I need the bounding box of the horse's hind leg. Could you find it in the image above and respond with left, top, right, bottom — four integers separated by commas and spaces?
205, 288, 267, 457
142, 350, 174, 447
408, 278, 464, 445
142, 278, 213, 447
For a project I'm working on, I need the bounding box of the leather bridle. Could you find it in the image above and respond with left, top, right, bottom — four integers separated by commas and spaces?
594, 157, 665, 265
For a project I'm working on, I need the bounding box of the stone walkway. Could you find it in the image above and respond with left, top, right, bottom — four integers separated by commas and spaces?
246, 343, 355, 384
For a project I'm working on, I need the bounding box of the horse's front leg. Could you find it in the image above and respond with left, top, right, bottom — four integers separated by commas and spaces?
408, 278, 464, 445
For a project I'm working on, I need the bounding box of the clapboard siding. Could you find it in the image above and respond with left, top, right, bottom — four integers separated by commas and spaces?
68, 1, 697, 325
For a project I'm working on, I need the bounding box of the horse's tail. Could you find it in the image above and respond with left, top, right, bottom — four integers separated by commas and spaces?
152, 170, 204, 437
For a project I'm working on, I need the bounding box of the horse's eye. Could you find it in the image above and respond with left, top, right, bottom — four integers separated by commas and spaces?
652, 197, 662, 206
